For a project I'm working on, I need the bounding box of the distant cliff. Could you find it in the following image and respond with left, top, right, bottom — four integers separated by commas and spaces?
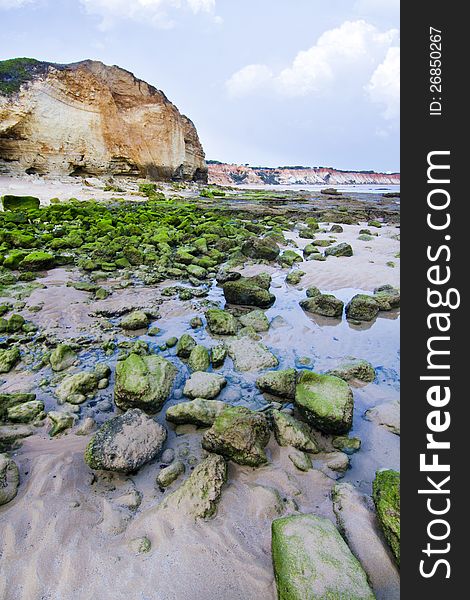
0, 58, 207, 181
208, 162, 400, 186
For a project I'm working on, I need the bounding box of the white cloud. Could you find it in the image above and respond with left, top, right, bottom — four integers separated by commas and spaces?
226, 20, 399, 115
0, 0, 35, 8
80, 0, 218, 29
366, 46, 399, 119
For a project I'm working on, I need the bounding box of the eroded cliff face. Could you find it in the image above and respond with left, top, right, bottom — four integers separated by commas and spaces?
0, 59, 207, 181
208, 163, 400, 186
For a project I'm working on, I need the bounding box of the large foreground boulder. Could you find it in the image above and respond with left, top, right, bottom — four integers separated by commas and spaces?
159, 454, 227, 519
272, 514, 374, 600
223, 275, 275, 308
166, 399, 227, 427
85, 408, 167, 472
226, 337, 278, 371
295, 371, 354, 434
373, 469, 400, 565
114, 353, 177, 412
202, 406, 270, 467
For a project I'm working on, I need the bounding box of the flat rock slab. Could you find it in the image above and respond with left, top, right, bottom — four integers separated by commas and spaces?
272, 514, 375, 600
365, 400, 400, 435
183, 372, 227, 399
226, 337, 278, 371
333, 483, 400, 600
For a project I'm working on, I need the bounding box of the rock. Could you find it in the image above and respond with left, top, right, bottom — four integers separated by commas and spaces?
0, 453, 19, 505
238, 309, 270, 332
165, 336, 178, 348
0, 392, 36, 422
7, 400, 44, 423
3, 314, 25, 333
188, 345, 210, 372
48, 411, 75, 436
114, 353, 177, 413
256, 369, 296, 399
50, 343, 77, 371
128, 537, 151, 555
368, 220, 382, 228
156, 460, 185, 487
0, 347, 21, 373
94, 363, 111, 380
161, 448, 175, 464
202, 406, 270, 467
189, 316, 203, 329
223, 276, 275, 308
332, 483, 400, 599
2, 194, 40, 211
56, 372, 98, 405
115, 490, 142, 510
186, 264, 207, 279
330, 224, 344, 233
279, 250, 303, 267
159, 454, 226, 519
295, 371, 354, 434
241, 237, 280, 261
183, 372, 226, 399
373, 285, 400, 310
19, 251, 55, 270
346, 294, 380, 321
306, 286, 321, 298
75, 416, 96, 436
205, 308, 238, 335
166, 399, 227, 427
272, 410, 318, 452
288, 449, 312, 471
0, 59, 206, 181
373, 470, 400, 565
175, 334, 197, 358
120, 310, 149, 330
272, 514, 374, 600
300, 293, 344, 318
365, 400, 400, 435
210, 344, 227, 368
226, 337, 278, 371
328, 358, 376, 383
285, 270, 305, 285
325, 242, 354, 257
332, 436, 362, 454
84, 408, 167, 473
312, 451, 350, 475
216, 269, 241, 284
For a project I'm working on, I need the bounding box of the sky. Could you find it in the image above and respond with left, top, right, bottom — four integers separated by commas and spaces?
0, 0, 400, 172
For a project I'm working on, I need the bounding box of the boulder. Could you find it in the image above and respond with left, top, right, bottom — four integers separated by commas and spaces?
300, 293, 344, 318
238, 309, 270, 332
7, 400, 44, 423
114, 353, 177, 413
295, 371, 354, 434
373, 470, 400, 565
159, 454, 226, 519
56, 372, 98, 405
120, 310, 149, 330
285, 270, 305, 285
373, 285, 400, 310
210, 344, 227, 368
19, 251, 55, 270
288, 449, 312, 472
241, 237, 280, 261
156, 460, 185, 488
346, 294, 380, 321
188, 345, 210, 372
175, 333, 196, 358
183, 372, 226, 399
332, 435, 362, 454
166, 399, 227, 427
0, 453, 20, 505
0, 392, 36, 422
50, 343, 77, 372
325, 242, 353, 257
328, 358, 376, 383
272, 514, 374, 600
256, 369, 296, 399
202, 406, 270, 467
48, 411, 75, 436
330, 224, 344, 233
0, 348, 21, 373
85, 408, 167, 473
205, 308, 238, 335
306, 286, 321, 298
271, 410, 318, 453
223, 276, 275, 308
226, 337, 278, 371
279, 250, 303, 267
2, 194, 40, 211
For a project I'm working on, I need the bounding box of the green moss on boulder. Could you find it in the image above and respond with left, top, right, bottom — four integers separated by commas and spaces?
373, 469, 400, 565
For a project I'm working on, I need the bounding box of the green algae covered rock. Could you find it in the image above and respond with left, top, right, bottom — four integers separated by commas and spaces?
0, 392, 36, 422
238, 309, 269, 332
346, 294, 380, 321
279, 250, 303, 267
188, 345, 210, 372
373, 285, 400, 310
48, 411, 75, 437
241, 236, 280, 261
19, 251, 55, 271
272, 410, 318, 453
2, 195, 40, 212
295, 371, 353, 434
0, 453, 20, 506
120, 310, 149, 330
166, 398, 227, 427
175, 333, 196, 358
156, 460, 185, 488
159, 454, 227, 519
205, 308, 238, 335
210, 344, 227, 368
373, 469, 400, 565
328, 358, 375, 383
0, 348, 21, 373
285, 270, 305, 285
256, 369, 296, 399
332, 435, 362, 455
7, 400, 44, 423
223, 276, 275, 308
50, 343, 77, 372
114, 353, 177, 413
325, 242, 354, 257
300, 293, 344, 318
272, 514, 375, 600
85, 408, 167, 473
202, 405, 270, 467
56, 372, 98, 405
183, 371, 226, 399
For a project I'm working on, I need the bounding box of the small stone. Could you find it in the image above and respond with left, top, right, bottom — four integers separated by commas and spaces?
120, 310, 149, 330
210, 344, 227, 368
75, 417, 96, 436
166, 399, 227, 427
183, 372, 227, 399
128, 536, 151, 554
156, 460, 185, 487
48, 411, 75, 436
272, 410, 318, 453
332, 435, 362, 454
190, 316, 203, 329
161, 448, 175, 464
175, 334, 196, 358
50, 344, 77, 372
0, 453, 20, 505
288, 449, 312, 471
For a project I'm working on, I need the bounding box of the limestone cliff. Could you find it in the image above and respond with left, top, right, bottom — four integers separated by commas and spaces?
0, 58, 207, 181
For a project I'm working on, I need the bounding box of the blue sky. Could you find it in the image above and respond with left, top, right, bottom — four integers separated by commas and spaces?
0, 0, 400, 172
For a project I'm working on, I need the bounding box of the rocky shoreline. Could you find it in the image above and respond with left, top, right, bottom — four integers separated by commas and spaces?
0, 179, 400, 600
